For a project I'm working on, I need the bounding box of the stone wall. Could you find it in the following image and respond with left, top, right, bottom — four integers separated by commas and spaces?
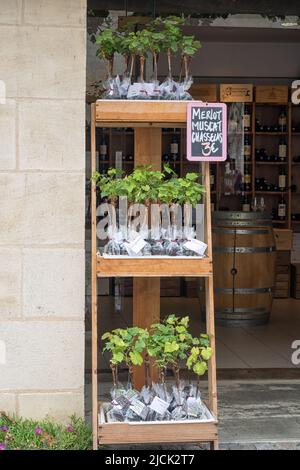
0, 0, 86, 421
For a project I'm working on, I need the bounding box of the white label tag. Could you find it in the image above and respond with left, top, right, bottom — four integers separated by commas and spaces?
279, 145, 287, 158
127, 83, 143, 99
130, 398, 148, 420
124, 236, 146, 256
183, 239, 207, 256
142, 83, 155, 96
125, 389, 139, 402
127, 83, 155, 99
149, 396, 170, 416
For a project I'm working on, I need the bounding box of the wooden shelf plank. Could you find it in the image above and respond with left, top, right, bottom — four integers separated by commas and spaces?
98, 404, 218, 445
96, 100, 188, 125
96, 256, 212, 277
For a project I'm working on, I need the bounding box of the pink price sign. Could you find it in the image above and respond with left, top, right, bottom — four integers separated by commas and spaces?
186, 102, 227, 161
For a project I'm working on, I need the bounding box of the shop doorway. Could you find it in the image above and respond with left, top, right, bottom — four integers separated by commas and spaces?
85, 5, 300, 382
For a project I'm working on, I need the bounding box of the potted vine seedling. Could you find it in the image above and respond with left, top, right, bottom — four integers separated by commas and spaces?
186, 333, 213, 397
154, 16, 183, 81
95, 28, 121, 79
102, 326, 149, 390
141, 21, 164, 85
126, 166, 163, 237
179, 35, 201, 82
92, 168, 126, 206
146, 314, 193, 400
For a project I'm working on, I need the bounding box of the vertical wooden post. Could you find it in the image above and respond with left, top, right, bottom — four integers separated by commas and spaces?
203, 163, 218, 420
133, 127, 161, 389
91, 104, 98, 450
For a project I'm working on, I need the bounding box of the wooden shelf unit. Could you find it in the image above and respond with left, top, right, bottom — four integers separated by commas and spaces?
91, 100, 218, 450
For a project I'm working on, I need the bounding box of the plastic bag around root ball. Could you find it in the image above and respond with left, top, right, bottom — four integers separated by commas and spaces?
103, 239, 121, 255
150, 239, 165, 256
177, 76, 194, 101
165, 240, 183, 257
140, 385, 155, 406
101, 76, 121, 100
106, 406, 125, 422
179, 239, 197, 257
159, 77, 180, 100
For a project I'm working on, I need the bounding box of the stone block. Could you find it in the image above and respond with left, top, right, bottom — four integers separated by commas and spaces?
0, 99, 16, 170
18, 391, 84, 421
0, 0, 22, 25
0, 393, 17, 415
24, 0, 86, 27
23, 248, 85, 318
0, 321, 84, 390
19, 100, 85, 171
0, 173, 85, 245
0, 248, 22, 318
0, 27, 18, 98
19, 26, 86, 99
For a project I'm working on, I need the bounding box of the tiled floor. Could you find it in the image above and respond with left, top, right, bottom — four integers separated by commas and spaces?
87, 297, 300, 370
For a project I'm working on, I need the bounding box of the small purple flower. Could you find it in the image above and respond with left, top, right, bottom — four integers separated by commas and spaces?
66, 425, 73, 433
0, 426, 8, 432
0, 443, 6, 450
35, 426, 43, 436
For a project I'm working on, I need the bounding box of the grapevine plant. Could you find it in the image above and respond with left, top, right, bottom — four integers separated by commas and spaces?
95, 16, 202, 84
102, 315, 213, 393
102, 326, 149, 387
92, 165, 205, 206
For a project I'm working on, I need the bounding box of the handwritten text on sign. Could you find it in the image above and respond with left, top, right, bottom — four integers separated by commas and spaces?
187, 102, 227, 161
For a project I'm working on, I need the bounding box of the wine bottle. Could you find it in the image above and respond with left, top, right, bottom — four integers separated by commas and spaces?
279, 107, 287, 132
279, 137, 287, 161
210, 168, 215, 191
241, 192, 251, 212
243, 164, 251, 191
278, 195, 287, 221
278, 167, 286, 191
243, 105, 251, 131
99, 135, 108, 162
244, 136, 252, 162
170, 136, 179, 162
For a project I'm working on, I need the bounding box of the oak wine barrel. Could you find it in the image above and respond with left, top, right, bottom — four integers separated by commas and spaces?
212, 212, 276, 327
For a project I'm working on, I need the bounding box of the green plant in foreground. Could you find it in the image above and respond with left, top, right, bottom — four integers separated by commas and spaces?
186, 333, 213, 388
147, 315, 192, 388
102, 326, 149, 386
0, 413, 92, 450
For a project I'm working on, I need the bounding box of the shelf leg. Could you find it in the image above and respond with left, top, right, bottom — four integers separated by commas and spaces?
206, 275, 218, 417
210, 439, 219, 451
91, 103, 98, 450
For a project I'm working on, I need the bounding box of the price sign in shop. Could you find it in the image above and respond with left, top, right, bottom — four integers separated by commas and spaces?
187, 102, 227, 162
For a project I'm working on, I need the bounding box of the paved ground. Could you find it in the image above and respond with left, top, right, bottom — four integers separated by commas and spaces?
85, 378, 300, 450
